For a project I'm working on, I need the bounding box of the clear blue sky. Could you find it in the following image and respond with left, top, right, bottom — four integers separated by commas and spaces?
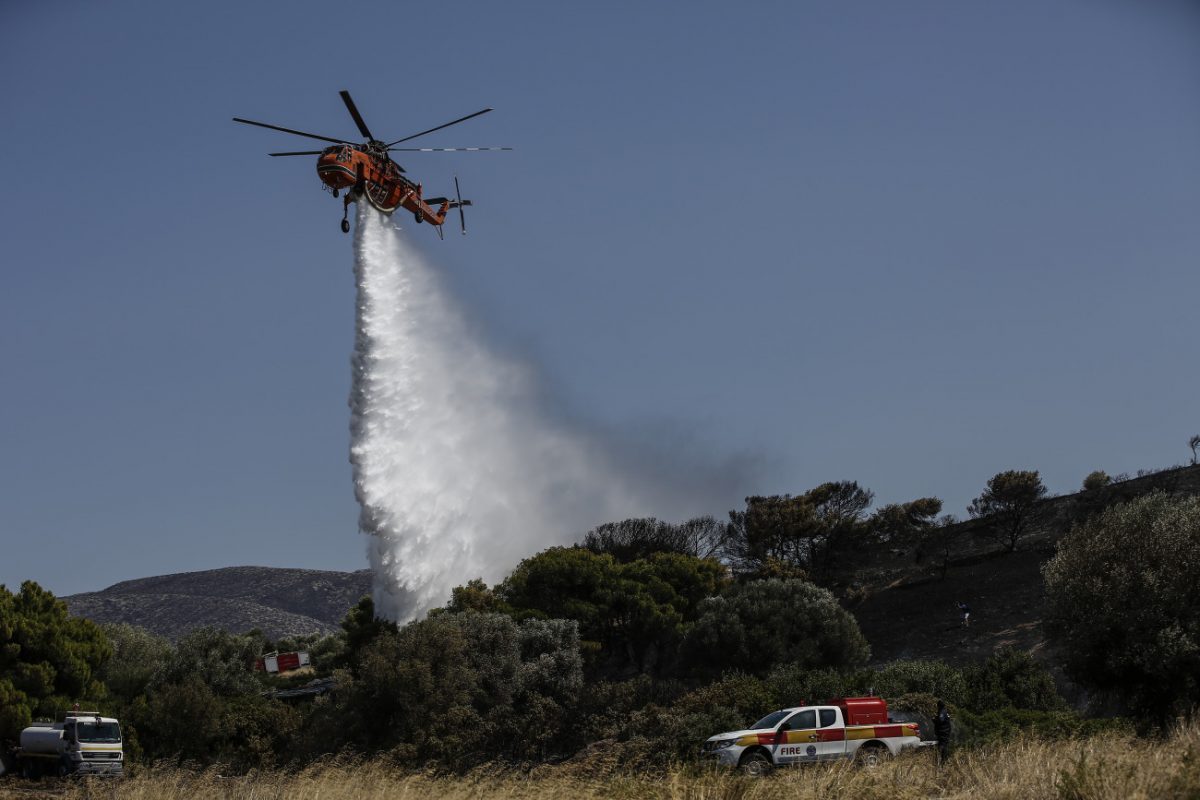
3, 0, 1198, 596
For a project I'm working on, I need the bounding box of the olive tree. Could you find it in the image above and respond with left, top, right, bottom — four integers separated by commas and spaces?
1044, 492, 1200, 725
97, 623, 172, 702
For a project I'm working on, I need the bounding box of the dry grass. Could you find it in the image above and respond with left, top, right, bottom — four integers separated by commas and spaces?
6, 723, 1200, 800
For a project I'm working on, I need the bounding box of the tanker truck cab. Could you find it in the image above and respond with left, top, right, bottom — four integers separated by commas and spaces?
702, 696, 924, 775
16, 711, 123, 777
69, 714, 123, 773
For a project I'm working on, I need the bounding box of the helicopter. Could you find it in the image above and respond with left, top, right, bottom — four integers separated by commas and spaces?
233, 91, 509, 236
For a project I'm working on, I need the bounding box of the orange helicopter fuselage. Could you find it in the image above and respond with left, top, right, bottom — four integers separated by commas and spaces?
316, 145, 451, 224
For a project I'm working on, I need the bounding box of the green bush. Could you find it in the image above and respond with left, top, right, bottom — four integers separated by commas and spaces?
322, 612, 584, 768
963, 647, 1064, 712
682, 579, 870, 679
866, 659, 971, 707
763, 665, 850, 708
98, 623, 172, 702
497, 547, 725, 677
624, 672, 774, 762
152, 627, 262, 697
1045, 492, 1200, 725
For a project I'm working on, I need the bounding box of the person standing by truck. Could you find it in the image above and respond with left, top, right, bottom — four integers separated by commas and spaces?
934, 699, 953, 764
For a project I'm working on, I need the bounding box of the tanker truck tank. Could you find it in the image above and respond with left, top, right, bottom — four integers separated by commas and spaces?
18, 724, 66, 756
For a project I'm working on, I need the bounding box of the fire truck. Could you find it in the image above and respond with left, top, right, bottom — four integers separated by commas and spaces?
702, 696, 929, 775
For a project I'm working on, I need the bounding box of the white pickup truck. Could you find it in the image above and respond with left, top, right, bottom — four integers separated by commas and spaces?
702, 696, 926, 775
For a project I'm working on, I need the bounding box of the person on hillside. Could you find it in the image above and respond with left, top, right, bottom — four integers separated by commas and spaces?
934, 699, 953, 763
957, 601, 971, 627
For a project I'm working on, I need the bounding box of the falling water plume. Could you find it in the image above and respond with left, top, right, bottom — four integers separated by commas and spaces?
350, 206, 670, 621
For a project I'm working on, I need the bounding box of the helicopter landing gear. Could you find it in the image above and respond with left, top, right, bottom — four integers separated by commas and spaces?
341, 194, 353, 234
332, 188, 339, 198
341, 218, 350, 233
414, 211, 423, 224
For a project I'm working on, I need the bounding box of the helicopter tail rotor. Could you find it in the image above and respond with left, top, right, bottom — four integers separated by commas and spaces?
452, 176, 471, 235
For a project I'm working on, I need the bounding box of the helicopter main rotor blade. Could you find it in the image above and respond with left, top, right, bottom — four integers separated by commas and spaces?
233, 117, 351, 145
339, 90, 374, 141
385, 108, 494, 147
387, 146, 512, 152
268, 150, 324, 157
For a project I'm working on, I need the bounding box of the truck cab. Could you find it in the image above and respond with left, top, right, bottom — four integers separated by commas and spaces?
702, 696, 924, 774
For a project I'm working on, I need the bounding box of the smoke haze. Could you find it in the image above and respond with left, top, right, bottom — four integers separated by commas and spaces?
349, 206, 756, 622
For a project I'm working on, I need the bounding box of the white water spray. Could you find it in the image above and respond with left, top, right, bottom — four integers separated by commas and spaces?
351, 206, 730, 622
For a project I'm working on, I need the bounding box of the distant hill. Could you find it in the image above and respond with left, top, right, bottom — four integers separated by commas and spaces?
64, 566, 373, 641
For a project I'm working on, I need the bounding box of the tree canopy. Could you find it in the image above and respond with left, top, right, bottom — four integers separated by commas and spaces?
324, 612, 583, 766
0, 581, 111, 740
495, 547, 726, 675
722, 483, 941, 582
968, 470, 1047, 551
681, 578, 870, 679
1044, 492, 1200, 726
582, 516, 724, 562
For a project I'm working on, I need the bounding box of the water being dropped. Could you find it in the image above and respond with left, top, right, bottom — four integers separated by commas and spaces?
348, 206, 652, 622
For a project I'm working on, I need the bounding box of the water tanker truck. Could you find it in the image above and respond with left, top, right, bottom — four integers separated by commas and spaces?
11, 711, 123, 778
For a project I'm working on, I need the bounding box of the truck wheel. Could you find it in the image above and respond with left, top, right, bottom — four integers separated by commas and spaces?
739, 749, 773, 777
857, 744, 890, 768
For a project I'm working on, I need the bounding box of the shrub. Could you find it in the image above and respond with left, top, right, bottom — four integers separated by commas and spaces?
623, 672, 774, 762
681, 579, 870, 679
764, 665, 851, 708
864, 660, 971, 708
963, 647, 1064, 712
152, 627, 262, 697
325, 612, 584, 767
1044, 492, 1200, 726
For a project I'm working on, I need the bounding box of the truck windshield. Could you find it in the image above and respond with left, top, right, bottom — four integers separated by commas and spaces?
750, 711, 790, 730
76, 722, 121, 743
